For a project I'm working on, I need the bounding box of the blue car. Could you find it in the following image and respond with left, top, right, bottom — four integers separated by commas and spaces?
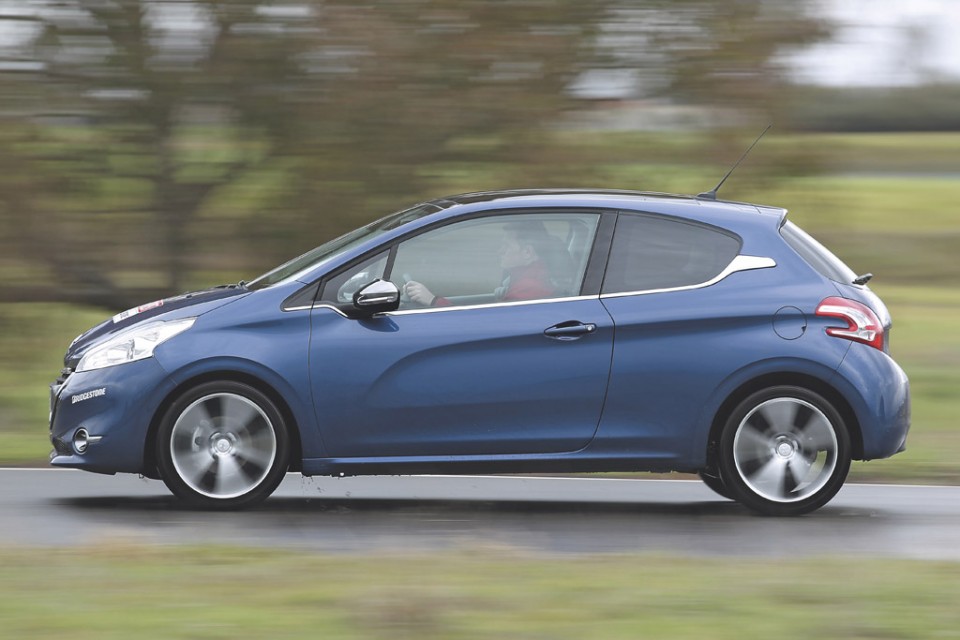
49, 189, 910, 515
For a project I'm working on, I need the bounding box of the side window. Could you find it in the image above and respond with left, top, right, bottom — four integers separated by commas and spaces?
602, 214, 741, 294
391, 212, 599, 310
319, 251, 389, 305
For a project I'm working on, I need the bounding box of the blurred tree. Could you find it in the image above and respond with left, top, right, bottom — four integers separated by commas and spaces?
597, 0, 830, 172
0, 0, 827, 310
1, 1, 335, 306
657, 0, 828, 110
0, 0, 603, 307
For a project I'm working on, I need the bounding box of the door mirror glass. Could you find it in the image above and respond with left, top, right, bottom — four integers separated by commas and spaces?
321, 251, 388, 305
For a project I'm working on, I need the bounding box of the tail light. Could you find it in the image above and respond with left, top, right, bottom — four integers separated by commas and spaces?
815, 296, 885, 351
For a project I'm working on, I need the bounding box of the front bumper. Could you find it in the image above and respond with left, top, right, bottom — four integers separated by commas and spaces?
49, 358, 177, 474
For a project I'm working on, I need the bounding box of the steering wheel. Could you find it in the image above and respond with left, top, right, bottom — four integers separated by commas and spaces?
397, 272, 432, 308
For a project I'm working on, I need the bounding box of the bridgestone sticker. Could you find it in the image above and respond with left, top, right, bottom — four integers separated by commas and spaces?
72, 388, 106, 404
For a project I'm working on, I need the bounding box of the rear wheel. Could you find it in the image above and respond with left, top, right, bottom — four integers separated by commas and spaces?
156, 381, 290, 509
718, 386, 850, 516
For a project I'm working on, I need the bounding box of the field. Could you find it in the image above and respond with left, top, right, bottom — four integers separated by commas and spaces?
0, 545, 957, 639
1, 132, 958, 483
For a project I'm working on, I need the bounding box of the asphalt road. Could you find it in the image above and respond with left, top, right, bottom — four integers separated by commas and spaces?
2, 469, 959, 558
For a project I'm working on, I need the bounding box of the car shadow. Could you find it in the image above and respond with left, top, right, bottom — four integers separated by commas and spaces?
53, 494, 882, 519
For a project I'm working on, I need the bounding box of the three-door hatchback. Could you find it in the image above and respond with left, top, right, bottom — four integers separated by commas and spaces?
50, 189, 910, 515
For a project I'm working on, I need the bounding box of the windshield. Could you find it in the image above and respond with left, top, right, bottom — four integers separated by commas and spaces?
246, 203, 441, 290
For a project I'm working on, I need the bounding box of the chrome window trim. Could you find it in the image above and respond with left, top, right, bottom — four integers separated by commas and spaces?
297, 255, 775, 315
387, 294, 597, 316
600, 255, 776, 300
309, 304, 349, 317
309, 294, 598, 318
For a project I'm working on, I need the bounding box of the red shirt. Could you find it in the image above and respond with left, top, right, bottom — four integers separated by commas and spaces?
499, 260, 555, 302
432, 260, 554, 307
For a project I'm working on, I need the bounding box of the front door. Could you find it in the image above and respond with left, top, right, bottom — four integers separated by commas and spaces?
308, 210, 613, 458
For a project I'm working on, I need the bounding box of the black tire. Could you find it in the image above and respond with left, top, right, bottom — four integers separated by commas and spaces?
156, 381, 290, 509
718, 385, 850, 516
697, 470, 733, 500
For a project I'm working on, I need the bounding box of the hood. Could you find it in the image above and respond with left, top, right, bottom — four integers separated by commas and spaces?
65, 285, 249, 368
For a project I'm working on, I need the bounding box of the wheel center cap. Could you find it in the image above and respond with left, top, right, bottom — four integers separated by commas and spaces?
215, 438, 232, 454
776, 442, 795, 458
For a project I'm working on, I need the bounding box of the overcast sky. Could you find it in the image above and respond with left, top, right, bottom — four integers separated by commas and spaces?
791, 0, 960, 85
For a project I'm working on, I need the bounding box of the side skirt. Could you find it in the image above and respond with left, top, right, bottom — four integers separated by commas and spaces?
301, 453, 692, 478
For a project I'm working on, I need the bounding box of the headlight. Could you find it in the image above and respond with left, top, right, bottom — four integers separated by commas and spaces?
76, 318, 196, 372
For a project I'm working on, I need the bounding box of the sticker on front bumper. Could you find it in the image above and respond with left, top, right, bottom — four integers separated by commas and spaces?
72, 388, 106, 404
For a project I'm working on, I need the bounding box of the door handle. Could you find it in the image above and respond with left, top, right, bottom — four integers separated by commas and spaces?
543, 321, 597, 340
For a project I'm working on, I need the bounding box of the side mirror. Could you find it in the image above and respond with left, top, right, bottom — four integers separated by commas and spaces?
352, 279, 400, 316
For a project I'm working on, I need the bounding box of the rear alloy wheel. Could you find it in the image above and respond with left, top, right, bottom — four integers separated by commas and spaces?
157, 381, 290, 509
718, 386, 850, 516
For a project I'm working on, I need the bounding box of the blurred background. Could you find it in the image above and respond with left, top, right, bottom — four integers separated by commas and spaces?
0, 0, 957, 482
2, 2, 960, 637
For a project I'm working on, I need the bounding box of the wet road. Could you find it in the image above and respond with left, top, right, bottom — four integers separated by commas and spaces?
2, 469, 959, 557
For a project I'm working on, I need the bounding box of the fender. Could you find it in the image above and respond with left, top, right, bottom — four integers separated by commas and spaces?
689, 355, 850, 467
160, 355, 325, 458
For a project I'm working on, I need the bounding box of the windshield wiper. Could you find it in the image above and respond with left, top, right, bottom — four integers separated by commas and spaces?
213, 280, 248, 290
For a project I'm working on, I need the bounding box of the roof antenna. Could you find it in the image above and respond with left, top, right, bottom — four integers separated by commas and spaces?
697, 124, 772, 201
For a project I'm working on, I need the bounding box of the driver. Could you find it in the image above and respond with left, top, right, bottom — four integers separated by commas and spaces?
403, 220, 557, 307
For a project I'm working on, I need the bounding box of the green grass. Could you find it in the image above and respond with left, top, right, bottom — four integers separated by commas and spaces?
853, 284, 960, 484
848, 284, 960, 483
568, 130, 960, 175
780, 131, 960, 173
0, 546, 958, 639
0, 304, 107, 465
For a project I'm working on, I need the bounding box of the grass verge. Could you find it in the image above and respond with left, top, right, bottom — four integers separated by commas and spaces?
1, 545, 958, 639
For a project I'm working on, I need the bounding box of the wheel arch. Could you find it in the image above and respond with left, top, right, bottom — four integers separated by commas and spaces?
704, 372, 864, 471
142, 370, 303, 478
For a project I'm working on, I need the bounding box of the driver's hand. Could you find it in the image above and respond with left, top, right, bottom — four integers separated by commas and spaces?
404, 281, 435, 306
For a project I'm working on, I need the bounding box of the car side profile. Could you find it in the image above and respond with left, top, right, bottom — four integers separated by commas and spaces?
49, 189, 910, 515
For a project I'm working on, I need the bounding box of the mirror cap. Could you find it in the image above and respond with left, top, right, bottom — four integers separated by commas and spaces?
353, 279, 400, 315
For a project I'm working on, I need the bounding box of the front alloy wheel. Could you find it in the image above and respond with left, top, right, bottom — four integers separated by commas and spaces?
719, 386, 850, 516
156, 381, 290, 508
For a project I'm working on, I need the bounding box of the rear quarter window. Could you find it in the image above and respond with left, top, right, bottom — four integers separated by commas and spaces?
601, 213, 742, 294
780, 221, 856, 284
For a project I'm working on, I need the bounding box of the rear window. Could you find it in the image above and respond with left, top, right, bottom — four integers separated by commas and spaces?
601, 213, 741, 294
780, 221, 856, 284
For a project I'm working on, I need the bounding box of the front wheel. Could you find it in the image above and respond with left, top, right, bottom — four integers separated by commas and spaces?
697, 470, 732, 500
156, 381, 290, 509
718, 386, 850, 516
